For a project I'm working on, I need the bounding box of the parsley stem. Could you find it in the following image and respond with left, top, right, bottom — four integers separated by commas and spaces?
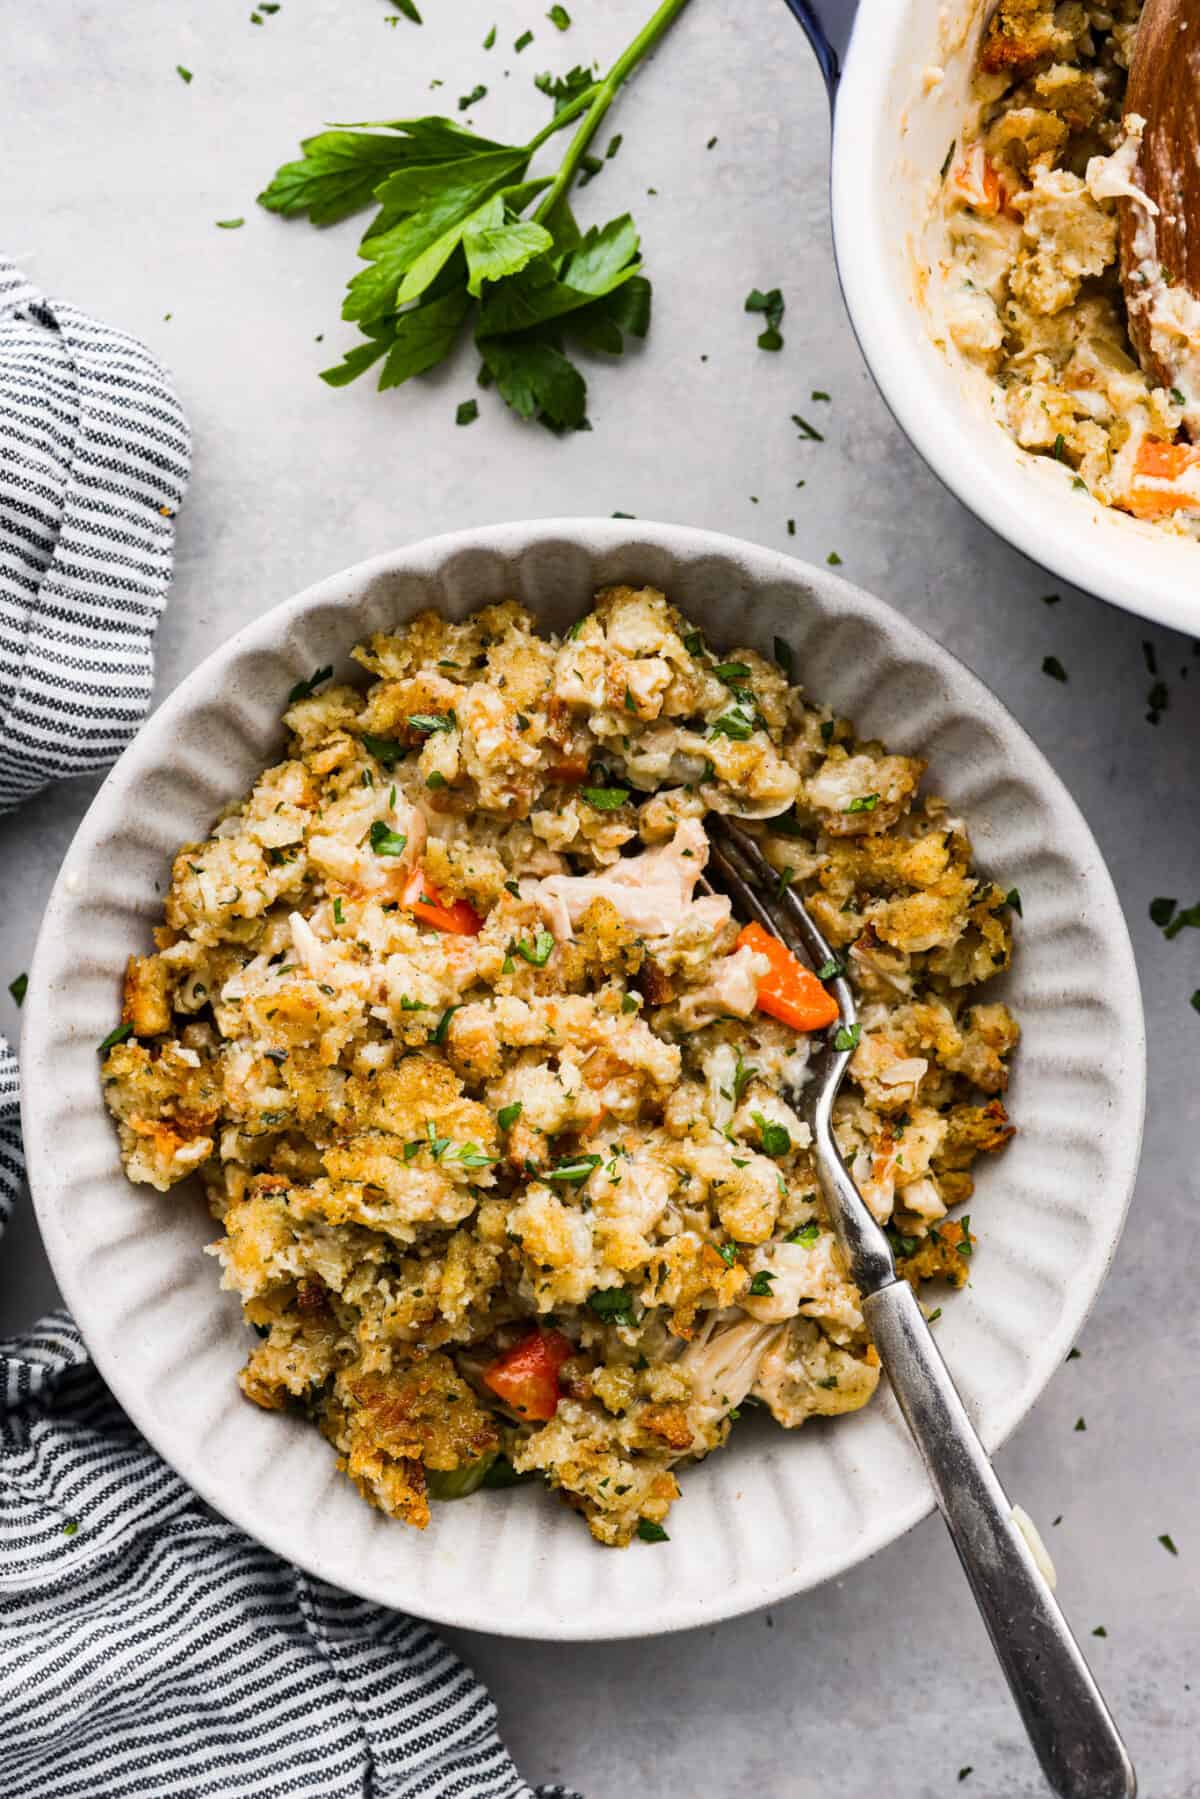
532, 0, 694, 225
524, 84, 603, 154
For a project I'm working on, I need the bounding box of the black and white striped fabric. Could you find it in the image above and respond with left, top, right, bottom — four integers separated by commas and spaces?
0, 258, 190, 813
0, 260, 574, 1799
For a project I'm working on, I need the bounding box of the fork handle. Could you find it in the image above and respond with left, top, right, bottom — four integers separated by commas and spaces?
863, 1280, 1137, 1799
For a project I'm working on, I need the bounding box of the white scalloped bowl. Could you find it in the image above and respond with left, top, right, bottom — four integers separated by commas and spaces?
21, 521, 1144, 1640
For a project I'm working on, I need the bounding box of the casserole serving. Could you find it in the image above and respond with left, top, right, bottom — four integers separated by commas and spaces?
21, 521, 1144, 1637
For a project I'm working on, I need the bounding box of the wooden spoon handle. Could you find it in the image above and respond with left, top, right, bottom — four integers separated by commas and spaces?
1119, 0, 1200, 389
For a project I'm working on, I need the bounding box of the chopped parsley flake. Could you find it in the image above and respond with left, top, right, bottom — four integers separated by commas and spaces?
1042, 655, 1068, 683
582, 786, 630, 810
1158, 1532, 1179, 1556
547, 4, 571, 28
747, 1270, 777, 1297
1164, 901, 1200, 940
833, 1022, 861, 1053
752, 1111, 791, 1156
588, 1285, 635, 1324
98, 1022, 134, 1053
792, 413, 824, 441
407, 711, 456, 735
368, 822, 407, 857
549, 1154, 602, 1185
459, 83, 488, 109
636, 1517, 669, 1542
708, 701, 759, 742
287, 665, 333, 704
456, 399, 479, 425
744, 286, 785, 351
844, 792, 879, 814
514, 929, 555, 967
785, 1222, 820, 1246
497, 1102, 522, 1130
431, 1005, 460, 1044
8, 972, 28, 1006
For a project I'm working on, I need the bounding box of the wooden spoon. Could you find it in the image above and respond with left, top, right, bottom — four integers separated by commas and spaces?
1117, 0, 1200, 418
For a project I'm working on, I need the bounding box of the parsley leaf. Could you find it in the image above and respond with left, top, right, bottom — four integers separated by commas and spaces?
833, 1022, 861, 1053
844, 793, 879, 814
534, 64, 595, 114
98, 1022, 134, 1053
407, 711, 456, 734
549, 1154, 602, 1184
431, 1004, 460, 1044
514, 929, 555, 967
361, 732, 407, 766
259, 5, 678, 435
463, 192, 555, 296
744, 286, 784, 351
497, 1102, 523, 1129
254, 119, 452, 228
368, 821, 408, 857
581, 785, 630, 810
636, 1517, 669, 1542
1164, 901, 1200, 940
8, 973, 28, 1006
287, 665, 333, 704
708, 700, 759, 742
752, 1111, 791, 1156
785, 1222, 820, 1246
747, 1270, 777, 1297
588, 1286, 635, 1325
456, 398, 479, 424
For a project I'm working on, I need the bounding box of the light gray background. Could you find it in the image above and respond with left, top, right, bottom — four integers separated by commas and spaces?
3, 2, 1197, 1795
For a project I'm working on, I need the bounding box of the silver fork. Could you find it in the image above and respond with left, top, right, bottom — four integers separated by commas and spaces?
706, 817, 1136, 1799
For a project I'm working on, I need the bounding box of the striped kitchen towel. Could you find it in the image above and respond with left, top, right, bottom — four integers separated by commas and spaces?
0, 259, 575, 1799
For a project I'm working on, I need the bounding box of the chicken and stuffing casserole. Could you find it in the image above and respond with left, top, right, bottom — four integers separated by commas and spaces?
102, 587, 1018, 1546
938, 1, 1200, 529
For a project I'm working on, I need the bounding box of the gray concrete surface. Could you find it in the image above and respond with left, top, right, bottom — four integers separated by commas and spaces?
3, 2, 1197, 1794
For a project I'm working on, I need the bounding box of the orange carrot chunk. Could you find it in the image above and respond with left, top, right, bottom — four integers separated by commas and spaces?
482, 1328, 573, 1421
1129, 439, 1200, 516
736, 921, 841, 1032
401, 865, 482, 935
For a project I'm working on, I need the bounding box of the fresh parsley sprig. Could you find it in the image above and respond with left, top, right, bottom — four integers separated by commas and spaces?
258, 0, 692, 429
